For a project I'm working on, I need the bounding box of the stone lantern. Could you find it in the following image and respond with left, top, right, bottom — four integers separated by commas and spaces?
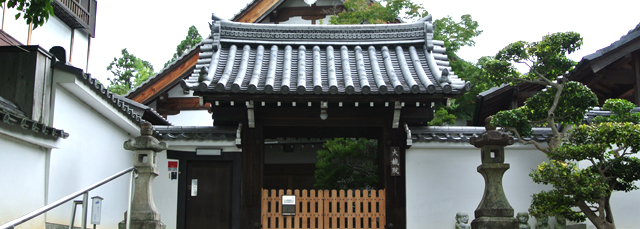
119, 121, 167, 229
468, 117, 518, 229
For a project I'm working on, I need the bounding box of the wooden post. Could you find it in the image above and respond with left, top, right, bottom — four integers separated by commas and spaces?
383, 120, 407, 228
241, 121, 264, 228
633, 51, 640, 105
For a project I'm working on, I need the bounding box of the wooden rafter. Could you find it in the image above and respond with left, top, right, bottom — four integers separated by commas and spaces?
156, 97, 211, 115
234, 0, 282, 23
127, 48, 199, 104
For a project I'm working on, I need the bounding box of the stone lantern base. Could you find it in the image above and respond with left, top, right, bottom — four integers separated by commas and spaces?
471, 216, 518, 229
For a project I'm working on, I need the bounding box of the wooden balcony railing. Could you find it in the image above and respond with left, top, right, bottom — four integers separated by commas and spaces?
55, 0, 90, 27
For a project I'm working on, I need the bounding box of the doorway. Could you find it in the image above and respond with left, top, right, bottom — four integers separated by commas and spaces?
185, 161, 232, 228
167, 150, 242, 229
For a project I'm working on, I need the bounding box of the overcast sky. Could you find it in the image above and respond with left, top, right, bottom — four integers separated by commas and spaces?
87, 0, 640, 85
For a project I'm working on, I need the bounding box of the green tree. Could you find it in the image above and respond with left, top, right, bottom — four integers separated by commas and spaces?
486, 31, 596, 150
482, 32, 640, 228
1, 0, 54, 29
331, 2, 487, 123
433, 15, 482, 61
106, 48, 155, 95
164, 25, 202, 67
441, 56, 496, 121
529, 99, 640, 229
328, 0, 427, 24
429, 107, 455, 126
315, 138, 378, 190
432, 15, 489, 122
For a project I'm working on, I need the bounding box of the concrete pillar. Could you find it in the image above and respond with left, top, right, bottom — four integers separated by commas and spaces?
469, 119, 518, 229
119, 122, 167, 229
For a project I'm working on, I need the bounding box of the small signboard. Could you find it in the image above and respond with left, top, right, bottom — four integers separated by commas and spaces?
168, 161, 178, 180
168, 161, 178, 171
90, 196, 103, 225
282, 195, 296, 215
390, 147, 401, 176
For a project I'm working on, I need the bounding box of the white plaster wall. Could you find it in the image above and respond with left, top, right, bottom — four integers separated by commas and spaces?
0, 134, 47, 229
69, 30, 89, 71
406, 142, 551, 228
48, 85, 180, 229
152, 151, 178, 229
166, 84, 191, 98
47, 86, 135, 229
1, 8, 30, 43
166, 110, 212, 126
3, 7, 89, 71
29, 16, 72, 56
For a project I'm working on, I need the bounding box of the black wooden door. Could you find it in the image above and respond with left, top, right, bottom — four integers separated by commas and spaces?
186, 161, 233, 228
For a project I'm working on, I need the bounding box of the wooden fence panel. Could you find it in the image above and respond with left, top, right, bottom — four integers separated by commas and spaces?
261, 189, 385, 229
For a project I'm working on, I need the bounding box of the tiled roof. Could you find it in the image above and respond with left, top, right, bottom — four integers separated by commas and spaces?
153, 125, 237, 141
579, 21, 640, 63
53, 63, 171, 126
181, 16, 471, 96
583, 106, 640, 124
409, 126, 553, 143
0, 96, 69, 139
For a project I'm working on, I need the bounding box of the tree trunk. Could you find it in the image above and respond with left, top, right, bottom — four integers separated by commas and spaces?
577, 201, 616, 229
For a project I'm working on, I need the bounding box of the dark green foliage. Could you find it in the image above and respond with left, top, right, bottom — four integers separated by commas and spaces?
429, 107, 455, 126
314, 138, 378, 190
592, 99, 640, 124
486, 32, 597, 149
492, 81, 598, 137
433, 15, 482, 59
443, 56, 497, 121
529, 102, 640, 227
329, 0, 427, 24
482, 32, 637, 228
1, 0, 54, 29
430, 15, 490, 121
106, 48, 155, 95
485, 32, 583, 85
164, 25, 203, 67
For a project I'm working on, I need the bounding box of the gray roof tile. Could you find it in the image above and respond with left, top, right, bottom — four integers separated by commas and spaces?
53, 63, 171, 126
183, 17, 471, 96
0, 96, 69, 139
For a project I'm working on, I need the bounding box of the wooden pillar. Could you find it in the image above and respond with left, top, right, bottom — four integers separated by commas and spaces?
383, 120, 407, 228
633, 51, 640, 105
241, 121, 264, 228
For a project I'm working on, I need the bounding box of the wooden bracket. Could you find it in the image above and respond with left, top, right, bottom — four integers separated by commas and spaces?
405, 123, 412, 148
235, 123, 242, 147
246, 100, 255, 128
392, 101, 401, 128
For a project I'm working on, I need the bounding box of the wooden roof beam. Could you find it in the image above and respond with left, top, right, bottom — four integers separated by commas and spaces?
128, 49, 199, 104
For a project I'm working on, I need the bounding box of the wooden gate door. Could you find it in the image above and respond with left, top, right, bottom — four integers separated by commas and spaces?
186, 161, 233, 228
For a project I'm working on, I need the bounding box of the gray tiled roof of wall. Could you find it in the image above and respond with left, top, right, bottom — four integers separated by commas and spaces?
0, 96, 69, 139
53, 64, 171, 126
153, 125, 237, 141
409, 126, 553, 143
181, 16, 471, 96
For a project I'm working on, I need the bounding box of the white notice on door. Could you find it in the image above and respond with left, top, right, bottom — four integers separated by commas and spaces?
191, 179, 198, 196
